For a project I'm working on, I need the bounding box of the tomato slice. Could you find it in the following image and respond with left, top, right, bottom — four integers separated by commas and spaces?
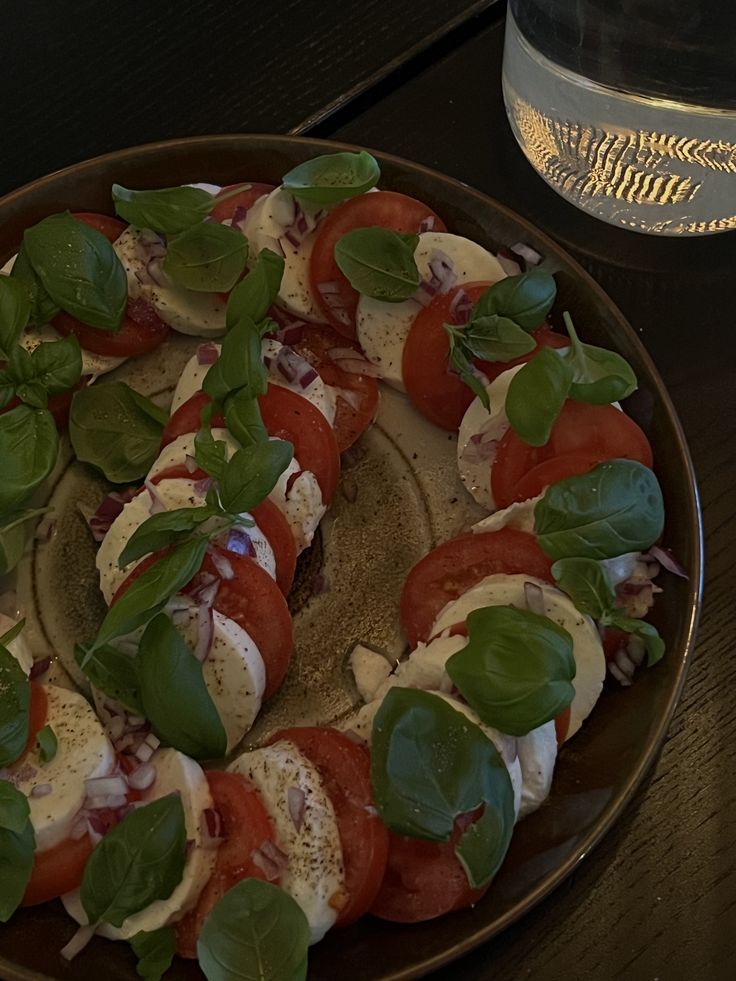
400, 529, 554, 648
21, 832, 95, 907
184, 550, 294, 700
309, 191, 446, 338
52, 296, 170, 358
292, 324, 379, 451
369, 811, 488, 923
209, 182, 276, 223
271, 726, 389, 926
161, 390, 221, 447
71, 212, 126, 243
511, 451, 606, 504
491, 401, 655, 509
175, 770, 279, 958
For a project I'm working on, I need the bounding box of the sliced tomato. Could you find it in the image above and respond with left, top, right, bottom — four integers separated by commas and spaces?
175, 770, 278, 958
491, 400, 655, 509
72, 212, 126, 243
309, 191, 446, 339
400, 528, 554, 648
161, 390, 221, 447
369, 811, 487, 923
184, 550, 294, 700
52, 295, 170, 358
271, 726, 389, 926
209, 182, 276, 223
601, 627, 630, 662
511, 451, 606, 505
20, 832, 95, 907
292, 324, 380, 451
554, 705, 572, 746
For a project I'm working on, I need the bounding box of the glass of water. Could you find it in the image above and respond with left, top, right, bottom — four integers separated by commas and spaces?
502, 1, 736, 235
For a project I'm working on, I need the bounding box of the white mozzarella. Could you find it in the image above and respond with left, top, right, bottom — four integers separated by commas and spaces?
186, 182, 223, 195
0, 614, 34, 675
147, 429, 240, 480
20, 323, 126, 378
270, 454, 325, 553
229, 742, 345, 943
114, 227, 227, 337
356, 233, 506, 390
472, 494, 542, 535
63, 748, 216, 939
5, 685, 115, 853
457, 364, 524, 511
431, 573, 606, 741
174, 602, 266, 752
517, 721, 557, 819
348, 644, 394, 703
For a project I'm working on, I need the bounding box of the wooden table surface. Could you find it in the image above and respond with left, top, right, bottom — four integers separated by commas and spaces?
2, 2, 734, 979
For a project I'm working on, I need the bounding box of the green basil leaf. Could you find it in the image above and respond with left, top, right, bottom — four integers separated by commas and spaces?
194, 420, 229, 482
561, 313, 638, 404
472, 271, 557, 330
551, 556, 617, 619
371, 688, 514, 888
0, 618, 26, 649
112, 184, 215, 236
0, 646, 30, 768
505, 346, 573, 446
0, 509, 49, 576
334, 227, 420, 302
223, 390, 268, 448
446, 606, 576, 736
70, 382, 166, 483
118, 506, 215, 569
606, 612, 665, 666
202, 315, 267, 402
450, 315, 537, 363
0, 275, 31, 357
535, 460, 665, 560
10, 246, 60, 326
90, 538, 208, 652
80, 795, 187, 928
0, 376, 16, 409
219, 440, 294, 516
23, 213, 127, 331
448, 335, 490, 410
0, 405, 59, 513
27, 336, 83, 396
139, 614, 227, 760
0, 780, 34, 922
36, 724, 57, 763
226, 249, 284, 330
15, 381, 47, 409
74, 643, 143, 714
282, 151, 380, 205
163, 222, 248, 293
198, 878, 310, 981
454, 801, 512, 892
130, 926, 176, 981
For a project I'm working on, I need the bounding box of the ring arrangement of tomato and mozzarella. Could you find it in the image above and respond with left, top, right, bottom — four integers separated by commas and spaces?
0, 153, 678, 980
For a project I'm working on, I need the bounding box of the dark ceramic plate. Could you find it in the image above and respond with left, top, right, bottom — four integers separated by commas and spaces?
0, 135, 703, 981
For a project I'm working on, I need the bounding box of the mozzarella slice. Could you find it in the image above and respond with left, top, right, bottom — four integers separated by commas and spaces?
228, 741, 345, 943
356, 233, 506, 390
472, 494, 541, 536
114, 227, 227, 337
348, 644, 394, 703
431, 573, 606, 741
186, 182, 223, 195
63, 748, 215, 939
0, 614, 34, 675
20, 322, 126, 378
517, 721, 557, 819
270, 455, 325, 553
5, 684, 115, 853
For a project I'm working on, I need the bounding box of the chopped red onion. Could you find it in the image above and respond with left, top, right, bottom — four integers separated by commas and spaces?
208, 548, 235, 581
363, 803, 378, 816
80, 488, 138, 542
127, 715, 146, 728
311, 572, 331, 596
524, 581, 546, 616
261, 235, 285, 258
251, 846, 283, 882
30, 783, 52, 798
135, 732, 160, 763
510, 241, 543, 266
260, 838, 289, 869
144, 478, 168, 516
197, 342, 220, 365
498, 734, 519, 765
60, 924, 96, 962
184, 454, 198, 474
84, 775, 128, 798
275, 346, 319, 388
194, 605, 214, 662
106, 715, 126, 742
230, 205, 250, 230
191, 577, 221, 608
281, 230, 300, 250
448, 287, 473, 324
146, 256, 170, 288
86, 793, 128, 810
226, 527, 254, 557
276, 323, 306, 346
29, 656, 51, 680
646, 545, 688, 579
127, 763, 156, 791
204, 807, 223, 840
85, 812, 108, 837
70, 817, 88, 841
427, 249, 457, 294
496, 252, 523, 277
418, 215, 435, 232
461, 435, 498, 465
287, 786, 306, 832
316, 281, 341, 295
413, 278, 439, 308
325, 347, 383, 377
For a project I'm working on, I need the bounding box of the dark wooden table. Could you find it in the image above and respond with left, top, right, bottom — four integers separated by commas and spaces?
2, 2, 734, 979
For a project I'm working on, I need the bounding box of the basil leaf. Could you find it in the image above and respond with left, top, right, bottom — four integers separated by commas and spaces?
505, 346, 573, 446
551, 556, 617, 619
448, 340, 490, 409
23, 213, 127, 331
80, 795, 187, 928
163, 222, 248, 293
202, 316, 267, 402
70, 382, 166, 483
139, 614, 226, 760
0, 275, 30, 357
282, 150, 380, 205
223, 389, 268, 448
15, 381, 47, 410
0, 780, 34, 922
535, 460, 665, 560
472, 271, 556, 330
0, 405, 59, 513
0, 375, 15, 409
606, 612, 665, 666
226, 248, 284, 329
0, 646, 30, 768
371, 688, 514, 889
90, 538, 208, 652
561, 313, 638, 404
112, 184, 215, 236
334, 227, 420, 302
0, 618, 26, 648
36, 724, 57, 763
74, 643, 143, 714
448, 315, 536, 363
118, 506, 215, 568
10, 246, 60, 326
27, 336, 83, 396
198, 879, 310, 981
446, 606, 576, 736
219, 440, 294, 515
130, 927, 176, 981
0, 508, 49, 576
194, 420, 229, 482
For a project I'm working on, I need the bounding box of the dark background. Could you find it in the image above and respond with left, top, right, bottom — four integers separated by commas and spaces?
2, 1, 734, 978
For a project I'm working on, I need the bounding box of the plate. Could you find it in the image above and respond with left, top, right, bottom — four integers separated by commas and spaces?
0, 135, 703, 981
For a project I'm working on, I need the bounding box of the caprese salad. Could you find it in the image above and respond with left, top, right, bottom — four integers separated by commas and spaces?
0, 150, 684, 981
